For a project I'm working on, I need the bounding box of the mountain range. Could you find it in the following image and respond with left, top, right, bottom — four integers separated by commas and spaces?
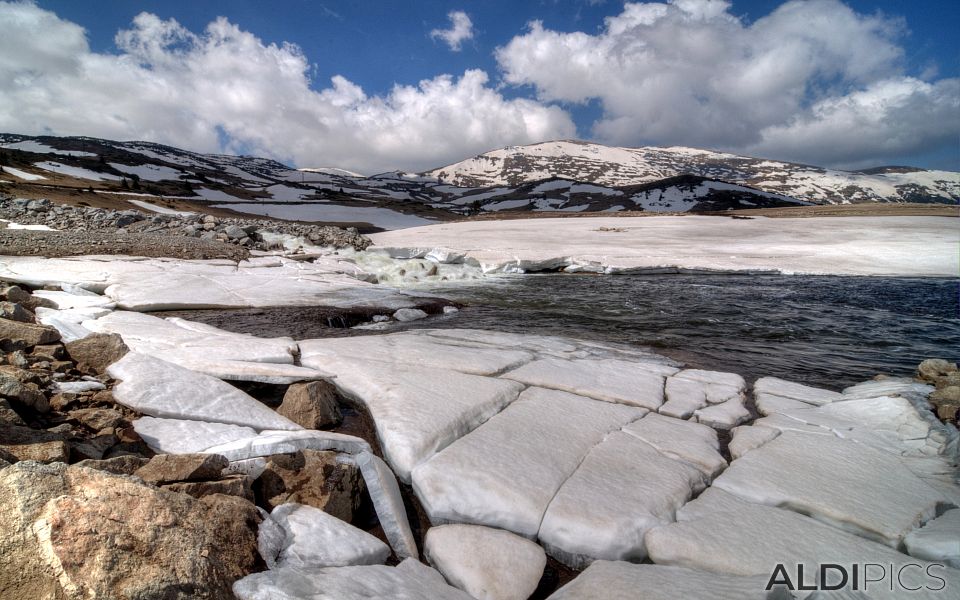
1, 133, 956, 230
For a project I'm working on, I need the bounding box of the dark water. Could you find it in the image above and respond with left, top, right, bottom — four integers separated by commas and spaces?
414, 273, 959, 390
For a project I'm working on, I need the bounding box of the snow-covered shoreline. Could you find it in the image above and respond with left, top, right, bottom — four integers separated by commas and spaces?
370, 215, 958, 278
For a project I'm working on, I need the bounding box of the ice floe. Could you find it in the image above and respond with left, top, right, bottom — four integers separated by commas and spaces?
646, 488, 960, 600
539, 431, 706, 567
370, 215, 958, 277
904, 508, 960, 568
501, 357, 675, 410
351, 451, 419, 560
87, 311, 329, 384
424, 524, 546, 600
233, 558, 473, 599
412, 387, 643, 538
108, 352, 301, 431
132, 417, 257, 455
547, 561, 782, 600
711, 430, 949, 547
0, 255, 426, 311
622, 413, 726, 478
258, 503, 389, 569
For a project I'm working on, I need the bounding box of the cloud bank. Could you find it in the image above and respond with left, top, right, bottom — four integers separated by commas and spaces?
0, 0, 956, 171
496, 0, 959, 168
0, 2, 571, 173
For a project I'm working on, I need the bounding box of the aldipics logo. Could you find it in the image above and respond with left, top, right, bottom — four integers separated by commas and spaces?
766, 563, 949, 594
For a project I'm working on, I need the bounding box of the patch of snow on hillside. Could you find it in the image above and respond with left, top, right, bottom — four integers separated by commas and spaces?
213, 202, 435, 230
266, 184, 315, 201
1, 166, 47, 181
109, 163, 185, 182
194, 187, 249, 202
485, 199, 531, 211
570, 183, 622, 195
533, 180, 573, 193
630, 187, 699, 212
35, 162, 121, 181
2, 140, 96, 157
128, 200, 196, 216
300, 167, 365, 177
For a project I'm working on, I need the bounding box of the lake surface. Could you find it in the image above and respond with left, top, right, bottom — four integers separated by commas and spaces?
416, 273, 959, 390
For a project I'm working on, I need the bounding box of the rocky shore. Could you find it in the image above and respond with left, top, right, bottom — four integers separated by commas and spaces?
1, 198, 959, 599
0, 197, 372, 251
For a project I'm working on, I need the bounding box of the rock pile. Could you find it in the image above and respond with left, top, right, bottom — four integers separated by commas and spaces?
0, 282, 377, 599
918, 358, 960, 423
0, 196, 372, 250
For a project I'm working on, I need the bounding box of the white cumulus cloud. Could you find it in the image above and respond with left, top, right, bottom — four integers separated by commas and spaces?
430, 10, 474, 52
0, 2, 573, 173
496, 0, 959, 168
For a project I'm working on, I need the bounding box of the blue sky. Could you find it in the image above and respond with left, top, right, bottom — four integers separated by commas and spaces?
2, 1, 957, 172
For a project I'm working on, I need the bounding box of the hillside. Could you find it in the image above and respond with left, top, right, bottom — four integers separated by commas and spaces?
425, 140, 960, 205
0, 134, 954, 230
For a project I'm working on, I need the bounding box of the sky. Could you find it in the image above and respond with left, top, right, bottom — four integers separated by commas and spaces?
0, 0, 957, 173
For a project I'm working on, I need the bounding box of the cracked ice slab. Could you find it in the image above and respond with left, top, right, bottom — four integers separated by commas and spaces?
87, 311, 330, 384
539, 432, 706, 568
622, 413, 727, 478
352, 451, 419, 561
711, 430, 949, 547
646, 488, 960, 600
258, 503, 389, 569
661, 369, 746, 419
412, 387, 643, 538
233, 558, 473, 600
202, 429, 370, 461
107, 352, 301, 431
424, 524, 546, 600
904, 508, 960, 568
369, 215, 958, 277
753, 376, 842, 406
0, 255, 428, 310
299, 331, 535, 376
501, 357, 676, 410
547, 561, 782, 600
132, 417, 257, 454
299, 348, 524, 482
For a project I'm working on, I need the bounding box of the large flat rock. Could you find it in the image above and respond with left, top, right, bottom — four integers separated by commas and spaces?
412, 387, 643, 538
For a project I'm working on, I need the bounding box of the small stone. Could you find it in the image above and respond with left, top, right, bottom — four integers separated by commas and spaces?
64, 333, 129, 375
276, 380, 343, 429
0, 398, 25, 426
0, 423, 69, 463
0, 318, 60, 347
0, 302, 34, 323
918, 358, 958, 383
6, 350, 28, 368
0, 284, 31, 304
74, 455, 150, 475
393, 308, 429, 322
224, 224, 246, 240
256, 449, 365, 520
31, 344, 66, 361
48, 392, 77, 412
163, 474, 254, 501
134, 453, 229, 485
68, 408, 126, 431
